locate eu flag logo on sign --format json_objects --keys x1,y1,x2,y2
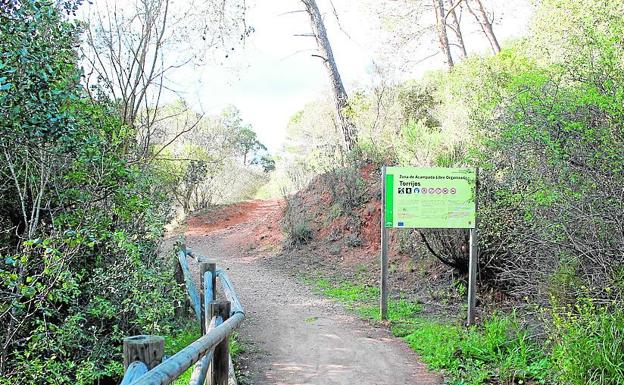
[{"x1": 398, "y1": 222, "x2": 404, "y2": 227}]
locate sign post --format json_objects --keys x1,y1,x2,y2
[
  {"x1": 381, "y1": 167, "x2": 478, "y2": 325},
  {"x1": 467, "y1": 169, "x2": 479, "y2": 325},
  {"x1": 380, "y1": 166, "x2": 389, "y2": 320},
  {"x1": 467, "y1": 227, "x2": 478, "y2": 325}
]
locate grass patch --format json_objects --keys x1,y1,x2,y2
[
  {"x1": 308, "y1": 276, "x2": 550, "y2": 384},
  {"x1": 358, "y1": 299, "x2": 422, "y2": 322},
  {"x1": 164, "y1": 320, "x2": 201, "y2": 385},
  {"x1": 550, "y1": 301, "x2": 624, "y2": 385},
  {"x1": 403, "y1": 314, "x2": 550, "y2": 385},
  {"x1": 312, "y1": 278, "x2": 422, "y2": 322},
  {"x1": 314, "y1": 278, "x2": 378, "y2": 304},
  {"x1": 164, "y1": 320, "x2": 245, "y2": 385}
]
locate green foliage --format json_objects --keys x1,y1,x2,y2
[
  {"x1": 236, "y1": 126, "x2": 267, "y2": 165},
  {"x1": 468, "y1": 3, "x2": 624, "y2": 299},
  {"x1": 550, "y1": 300, "x2": 624, "y2": 385},
  {"x1": 164, "y1": 320, "x2": 201, "y2": 385},
  {"x1": 315, "y1": 279, "x2": 378, "y2": 304},
  {"x1": 163, "y1": 322, "x2": 245, "y2": 385},
  {"x1": 252, "y1": 154, "x2": 276, "y2": 173},
  {"x1": 0, "y1": 2, "x2": 181, "y2": 383},
  {"x1": 0, "y1": 0, "x2": 82, "y2": 145},
  {"x1": 155, "y1": 104, "x2": 271, "y2": 214},
  {"x1": 229, "y1": 332, "x2": 244, "y2": 359},
  {"x1": 404, "y1": 315, "x2": 549, "y2": 385},
  {"x1": 268, "y1": 99, "x2": 345, "y2": 194},
  {"x1": 312, "y1": 277, "x2": 422, "y2": 323},
  {"x1": 358, "y1": 299, "x2": 422, "y2": 322}
]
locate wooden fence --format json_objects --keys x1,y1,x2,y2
[{"x1": 119, "y1": 246, "x2": 245, "y2": 385}]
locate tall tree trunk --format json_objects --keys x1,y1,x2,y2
[
  {"x1": 446, "y1": 0, "x2": 467, "y2": 59},
  {"x1": 301, "y1": 0, "x2": 357, "y2": 151},
  {"x1": 466, "y1": 0, "x2": 500, "y2": 54},
  {"x1": 433, "y1": 0, "x2": 454, "y2": 69}
]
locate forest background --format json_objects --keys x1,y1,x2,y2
[{"x1": 1, "y1": 0, "x2": 623, "y2": 384}]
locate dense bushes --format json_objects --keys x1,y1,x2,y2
[
  {"x1": 280, "y1": 0, "x2": 624, "y2": 382},
  {"x1": 550, "y1": 299, "x2": 624, "y2": 384},
  {"x1": 421, "y1": 0, "x2": 624, "y2": 315},
  {"x1": 400, "y1": 0, "x2": 624, "y2": 381},
  {"x1": 0, "y1": 2, "x2": 181, "y2": 383}
]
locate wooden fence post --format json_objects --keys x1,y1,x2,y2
[
  {"x1": 174, "y1": 249, "x2": 187, "y2": 319},
  {"x1": 200, "y1": 260, "x2": 217, "y2": 331},
  {"x1": 206, "y1": 299, "x2": 215, "y2": 385},
  {"x1": 206, "y1": 260, "x2": 217, "y2": 299},
  {"x1": 123, "y1": 335, "x2": 164, "y2": 370},
  {"x1": 200, "y1": 262, "x2": 209, "y2": 335},
  {"x1": 211, "y1": 300, "x2": 231, "y2": 385}
]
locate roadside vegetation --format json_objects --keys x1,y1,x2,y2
[
  {"x1": 0, "y1": 1, "x2": 263, "y2": 383},
  {"x1": 310, "y1": 275, "x2": 624, "y2": 385},
  {"x1": 278, "y1": 1, "x2": 624, "y2": 384},
  {"x1": 1, "y1": 0, "x2": 623, "y2": 384},
  {"x1": 165, "y1": 321, "x2": 245, "y2": 385}
]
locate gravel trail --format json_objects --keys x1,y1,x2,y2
[{"x1": 184, "y1": 200, "x2": 441, "y2": 385}]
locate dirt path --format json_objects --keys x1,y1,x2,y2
[{"x1": 184, "y1": 200, "x2": 441, "y2": 385}]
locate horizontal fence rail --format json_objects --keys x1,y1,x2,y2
[
  {"x1": 120, "y1": 245, "x2": 245, "y2": 385},
  {"x1": 120, "y1": 362, "x2": 149, "y2": 385},
  {"x1": 216, "y1": 270, "x2": 244, "y2": 315}
]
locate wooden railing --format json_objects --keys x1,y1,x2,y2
[{"x1": 119, "y1": 246, "x2": 245, "y2": 385}]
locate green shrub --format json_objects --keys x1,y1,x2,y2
[
  {"x1": 282, "y1": 194, "x2": 314, "y2": 246},
  {"x1": 550, "y1": 300, "x2": 624, "y2": 385},
  {"x1": 291, "y1": 222, "x2": 313, "y2": 245},
  {"x1": 404, "y1": 314, "x2": 549, "y2": 385},
  {"x1": 0, "y1": 2, "x2": 181, "y2": 383}
]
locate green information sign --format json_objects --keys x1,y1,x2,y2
[{"x1": 384, "y1": 167, "x2": 476, "y2": 229}]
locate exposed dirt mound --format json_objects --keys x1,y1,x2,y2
[
  {"x1": 187, "y1": 199, "x2": 285, "y2": 252},
  {"x1": 183, "y1": 162, "x2": 467, "y2": 315},
  {"x1": 270, "y1": 162, "x2": 467, "y2": 314}
]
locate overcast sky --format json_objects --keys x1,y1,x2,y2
[
  {"x1": 124, "y1": 0, "x2": 535, "y2": 152},
  {"x1": 173, "y1": 0, "x2": 366, "y2": 152}
]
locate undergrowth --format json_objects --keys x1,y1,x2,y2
[
  {"x1": 403, "y1": 315, "x2": 550, "y2": 384},
  {"x1": 309, "y1": 276, "x2": 551, "y2": 385},
  {"x1": 549, "y1": 299, "x2": 624, "y2": 385},
  {"x1": 165, "y1": 320, "x2": 200, "y2": 385},
  {"x1": 165, "y1": 319, "x2": 244, "y2": 385}
]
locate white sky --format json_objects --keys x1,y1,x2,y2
[
  {"x1": 174, "y1": 0, "x2": 361, "y2": 152},
  {"x1": 86, "y1": 0, "x2": 534, "y2": 152}
]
